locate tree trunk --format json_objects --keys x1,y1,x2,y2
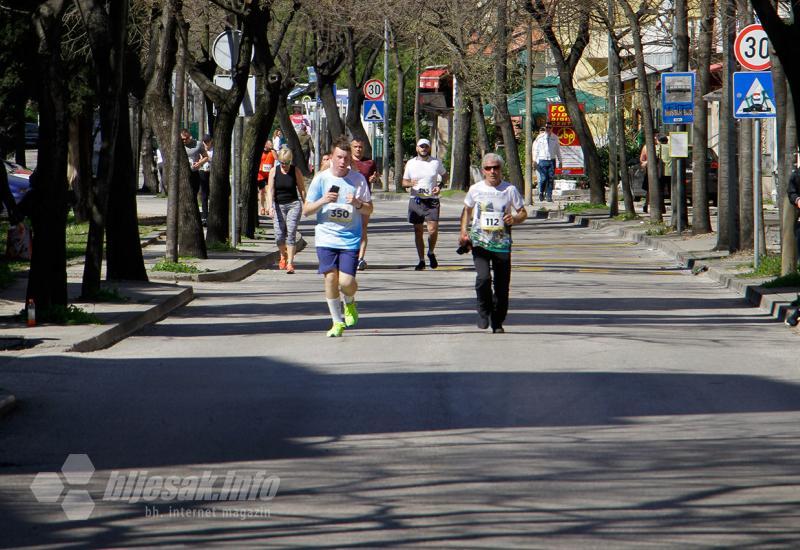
[
  {"x1": 393, "y1": 55, "x2": 405, "y2": 192},
  {"x1": 670, "y1": 0, "x2": 689, "y2": 230},
  {"x1": 451, "y1": 81, "x2": 473, "y2": 191},
  {"x1": 737, "y1": 3, "x2": 754, "y2": 249},
  {"x1": 619, "y1": 1, "x2": 662, "y2": 221},
  {"x1": 278, "y1": 93, "x2": 310, "y2": 177},
  {"x1": 319, "y1": 76, "x2": 345, "y2": 140},
  {"x1": 77, "y1": 0, "x2": 128, "y2": 299},
  {"x1": 528, "y1": 1, "x2": 602, "y2": 203},
  {"x1": 205, "y1": 110, "x2": 235, "y2": 246},
  {"x1": 608, "y1": 33, "x2": 635, "y2": 216},
  {"x1": 717, "y1": 0, "x2": 740, "y2": 251},
  {"x1": 27, "y1": 0, "x2": 70, "y2": 312},
  {"x1": 691, "y1": 0, "x2": 714, "y2": 234},
  {"x1": 472, "y1": 95, "x2": 490, "y2": 158},
  {"x1": 345, "y1": 41, "x2": 380, "y2": 159},
  {"x1": 107, "y1": 91, "x2": 147, "y2": 281},
  {"x1": 494, "y1": 0, "x2": 523, "y2": 194}
]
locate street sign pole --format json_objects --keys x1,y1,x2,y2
[
  {"x1": 383, "y1": 18, "x2": 389, "y2": 191},
  {"x1": 753, "y1": 118, "x2": 762, "y2": 269}
]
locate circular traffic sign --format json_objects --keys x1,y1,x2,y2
[
  {"x1": 734, "y1": 24, "x2": 771, "y2": 71},
  {"x1": 363, "y1": 79, "x2": 385, "y2": 100}
]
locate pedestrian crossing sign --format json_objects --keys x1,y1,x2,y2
[
  {"x1": 363, "y1": 100, "x2": 385, "y2": 122},
  {"x1": 733, "y1": 71, "x2": 776, "y2": 119}
]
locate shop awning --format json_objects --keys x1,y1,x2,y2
[
  {"x1": 483, "y1": 77, "x2": 607, "y2": 117},
  {"x1": 420, "y1": 68, "x2": 448, "y2": 90}
]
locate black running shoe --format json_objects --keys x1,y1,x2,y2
[
  {"x1": 414, "y1": 261, "x2": 425, "y2": 271},
  {"x1": 427, "y1": 253, "x2": 438, "y2": 269}
]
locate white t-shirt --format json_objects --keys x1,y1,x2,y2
[
  {"x1": 402, "y1": 156, "x2": 446, "y2": 198},
  {"x1": 464, "y1": 180, "x2": 524, "y2": 253}
]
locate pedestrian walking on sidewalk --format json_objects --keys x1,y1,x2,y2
[
  {"x1": 460, "y1": 153, "x2": 527, "y2": 333},
  {"x1": 402, "y1": 138, "x2": 447, "y2": 270},
  {"x1": 258, "y1": 141, "x2": 275, "y2": 216},
  {"x1": 532, "y1": 123, "x2": 561, "y2": 202},
  {"x1": 351, "y1": 137, "x2": 378, "y2": 270},
  {"x1": 303, "y1": 137, "x2": 373, "y2": 337},
  {"x1": 266, "y1": 147, "x2": 306, "y2": 274}
]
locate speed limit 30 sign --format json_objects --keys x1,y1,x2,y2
[
  {"x1": 734, "y1": 24, "x2": 771, "y2": 71},
  {"x1": 363, "y1": 79, "x2": 385, "y2": 100}
]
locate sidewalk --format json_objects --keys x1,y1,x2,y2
[
  {"x1": 542, "y1": 203, "x2": 800, "y2": 328},
  {"x1": 0, "y1": 194, "x2": 299, "y2": 355}
]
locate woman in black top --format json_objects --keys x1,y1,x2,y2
[{"x1": 266, "y1": 147, "x2": 306, "y2": 273}]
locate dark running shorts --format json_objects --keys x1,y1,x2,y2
[
  {"x1": 316, "y1": 247, "x2": 359, "y2": 276},
  {"x1": 257, "y1": 179, "x2": 267, "y2": 190},
  {"x1": 408, "y1": 197, "x2": 440, "y2": 224}
]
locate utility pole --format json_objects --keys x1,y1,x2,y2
[
  {"x1": 608, "y1": 1, "x2": 618, "y2": 216},
  {"x1": 524, "y1": 17, "x2": 533, "y2": 206},
  {"x1": 382, "y1": 18, "x2": 390, "y2": 191}
]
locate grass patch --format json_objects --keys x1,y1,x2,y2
[
  {"x1": 65, "y1": 216, "x2": 89, "y2": 260},
  {"x1": 644, "y1": 223, "x2": 669, "y2": 236},
  {"x1": 613, "y1": 213, "x2": 639, "y2": 221},
  {"x1": 737, "y1": 253, "x2": 782, "y2": 278},
  {"x1": 151, "y1": 260, "x2": 200, "y2": 273},
  {"x1": 563, "y1": 202, "x2": 608, "y2": 214},
  {"x1": 439, "y1": 189, "x2": 466, "y2": 199},
  {"x1": 206, "y1": 241, "x2": 238, "y2": 252},
  {"x1": 138, "y1": 225, "x2": 161, "y2": 238},
  {"x1": 21, "y1": 304, "x2": 101, "y2": 325}
]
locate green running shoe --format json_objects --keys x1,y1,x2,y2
[
  {"x1": 326, "y1": 322, "x2": 346, "y2": 337},
  {"x1": 343, "y1": 301, "x2": 359, "y2": 327}
]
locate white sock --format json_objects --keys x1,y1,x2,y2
[
  {"x1": 327, "y1": 298, "x2": 344, "y2": 323},
  {"x1": 342, "y1": 293, "x2": 355, "y2": 305}
]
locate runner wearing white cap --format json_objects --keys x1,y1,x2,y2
[{"x1": 402, "y1": 138, "x2": 448, "y2": 270}]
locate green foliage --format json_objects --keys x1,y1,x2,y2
[
  {"x1": 738, "y1": 254, "x2": 782, "y2": 279},
  {"x1": 563, "y1": 202, "x2": 608, "y2": 214},
  {"x1": 613, "y1": 213, "x2": 639, "y2": 221},
  {"x1": 152, "y1": 260, "x2": 201, "y2": 273},
  {"x1": 206, "y1": 241, "x2": 237, "y2": 252},
  {"x1": 644, "y1": 223, "x2": 669, "y2": 236},
  {"x1": 22, "y1": 304, "x2": 102, "y2": 325},
  {"x1": 439, "y1": 189, "x2": 466, "y2": 199}
]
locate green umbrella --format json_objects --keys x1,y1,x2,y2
[{"x1": 484, "y1": 77, "x2": 607, "y2": 117}]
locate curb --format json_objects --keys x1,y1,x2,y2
[
  {"x1": 563, "y1": 212, "x2": 799, "y2": 326},
  {"x1": 68, "y1": 286, "x2": 194, "y2": 353},
  {"x1": 150, "y1": 236, "x2": 307, "y2": 283},
  {"x1": 0, "y1": 393, "x2": 16, "y2": 419}
]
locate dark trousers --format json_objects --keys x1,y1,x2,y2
[
  {"x1": 472, "y1": 246, "x2": 512, "y2": 328},
  {"x1": 198, "y1": 171, "x2": 210, "y2": 221}
]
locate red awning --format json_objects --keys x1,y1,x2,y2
[{"x1": 420, "y1": 68, "x2": 448, "y2": 90}]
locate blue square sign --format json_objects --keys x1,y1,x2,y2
[
  {"x1": 363, "y1": 100, "x2": 385, "y2": 122},
  {"x1": 733, "y1": 71, "x2": 776, "y2": 119},
  {"x1": 662, "y1": 72, "x2": 695, "y2": 124}
]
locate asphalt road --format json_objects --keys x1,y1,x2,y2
[{"x1": 1, "y1": 199, "x2": 799, "y2": 548}]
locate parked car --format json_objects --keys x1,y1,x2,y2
[
  {"x1": 3, "y1": 160, "x2": 32, "y2": 204},
  {"x1": 684, "y1": 147, "x2": 719, "y2": 206},
  {"x1": 623, "y1": 148, "x2": 718, "y2": 206},
  {"x1": 25, "y1": 122, "x2": 38, "y2": 149}
]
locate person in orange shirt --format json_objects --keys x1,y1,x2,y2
[{"x1": 258, "y1": 140, "x2": 275, "y2": 215}]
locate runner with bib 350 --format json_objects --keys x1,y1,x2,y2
[{"x1": 303, "y1": 137, "x2": 373, "y2": 337}]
